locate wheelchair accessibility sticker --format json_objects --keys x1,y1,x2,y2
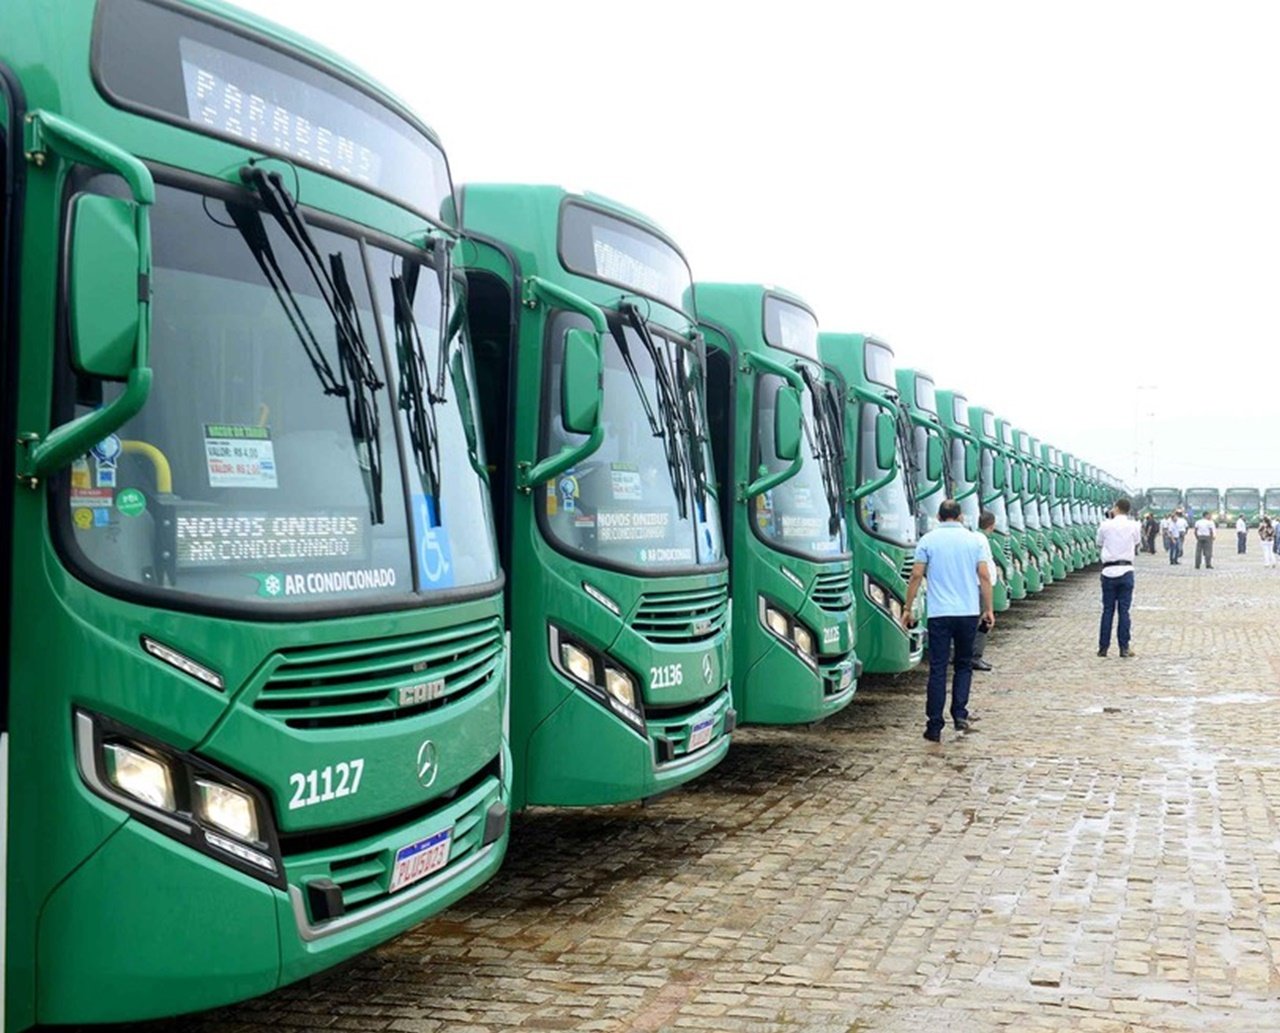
[{"x1": 412, "y1": 494, "x2": 454, "y2": 591}]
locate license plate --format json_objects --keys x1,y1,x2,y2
[
  {"x1": 688, "y1": 716, "x2": 715, "y2": 752},
  {"x1": 389, "y1": 828, "x2": 452, "y2": 893}
]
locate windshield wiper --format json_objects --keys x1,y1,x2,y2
[
  {"x1": 235, "y1": 166, "x2": 386, "y2": 524},
  {"x1": 391, "y1": 265, "x2": 441, "y2": 506},
  {"x1": 621, "y1": 303, "x2": 692, "y2": 521},
  {"x1": 798, "y1": 364, "x2": 844, "y2": 537},
  {"x1": 672, "y1": 333, "x2": 714, "y2": 507},
  {"x1": 894, "y1": 405, "x2": 920, "y2": 518}
]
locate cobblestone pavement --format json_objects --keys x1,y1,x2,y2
[{"x1": 115, "y1": 544, "x2": 1280, "y2": 1033}]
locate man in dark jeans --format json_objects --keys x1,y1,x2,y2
[
  {"x1": 902, "y1": 500, "x2": 995, "y2": 743},
  {"x1": 1097, "y1": 497, "x2": 1142, "y2": 657}
]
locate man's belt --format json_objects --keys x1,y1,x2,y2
[{"x1": 1102, "y1": 560, "x2": 1133, "y2": 568}]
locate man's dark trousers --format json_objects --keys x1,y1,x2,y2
[
  {"x1": 1099, "y1": 571, "x2": 1134, "y2": 653},
  {"x1": 1238, "y1": 531, "x2": 1247, "y2": 554},
  {"x1": 925, "y1": 615, "x2": 977, "y2": 737},
  {"x1": 1195, "y1": 537, "x2": 1213, "y2": 569}
]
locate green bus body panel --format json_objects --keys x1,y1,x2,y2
[
  {"x1": 819, "y1": 332, "x2": 921, "y2": 674},
  {"x1": 3, "y1": 3, "x2": 509, "y2": 1028},
  {"x1": 460, "y1": 186, "x2": 733, "y2": 806},
  {"x1": 696, "y1": 284, "x2": 858, "y2": 722}
]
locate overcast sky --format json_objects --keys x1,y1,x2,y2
[{"x1": 253, "y1": 0, "x2": 1280, "y2": 491}]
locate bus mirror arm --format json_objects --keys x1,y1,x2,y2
[
  {"x1": 18, "y1": 111, "x2": 154, "y2": 484},
  {"x1": 738, "y1": 351, "x2": 805, "y2": 501}
]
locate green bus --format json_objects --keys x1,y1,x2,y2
[
  {"x1": 1027, "y1": 436, "x2": 1067, "y2": 581},
  {"x1": 937, "y1": 388, "x2": 1010, "y2": 611},
  {"x1": 1265, "y1": 488, "x2": 1280, "y2": 520},
  {"x1": 1223, "y1": 487, "x2": 1260, "y2": 527},
  {"x1": 1016, "y1": 429, "x2": 1055, "y2": 585},
  {"x1": 1144, "y1": 486, "x2": 1183, "y2": 515},
  {"x1": 697, "y1": 285, "x2": 859, "y2": 723},
  {"x1": 1184, "y1": 486, "x2": 1221, "y2": 523},
  {"x1": 821, "y1": 333, "x2": 923, "y2": 673},
  {"x1": 971, "y1": 405, "x2": 1027, "y2": 600},
  {"x1": 1000, "y1": 421, "x2": 1043, "y2": 593},
  {"x1": 1059, "y1": 452, "x2": 1090, "y2": 566},
  {"x1": 3, "y1": 1, "x2": 513, "y2": 1027},
  {"x1": 895, "y1": 368, "x2": 947, "y2": 541},
  {"x1": 459, "y1": 185, "x2": 734, "y2": 803}
]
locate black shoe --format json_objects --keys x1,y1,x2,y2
[
  {"x1": 1098, "y1": 648, "x2": 1108, "y2": 657},
  {"x1": 923, "y1": 730, "x2": 941, "y2": 743},
  {"x1": 971, "y1": 659, "x2": 993, "y2": 672},
  {"x1": 954, "y1": 719, "x2": 975, "y2": 733},
  {"x1": 1120, "y1": 647, "x2": 1134, "y2": 658}
]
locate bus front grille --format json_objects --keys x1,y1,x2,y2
[
  {"x1": 899, "y1": 551, "x2": 916, "y2": 582},
  {"x1": 632, "y1": 584, "x2": 729, "y2": 644},
  {"x1": 253, "y1": 617, "x2": 503, "y2": 730},
  {"x1": 811, "y1": 569, "x2": 853, "y2": 613}
]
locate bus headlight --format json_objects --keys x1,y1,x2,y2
[
  {"x1": 865, "y1": 580, "x2": 889, "y2": 608},
  {"x1": 559, "y1": 641, "x2": 595, "y2": 685},
  {"x1": 792, "y1": 624, "x2": 815, "y2": 657},
  {"x1": 889, "y1": 598, "x2": 904, "y2": 623},
  {"x1": 764, "y1": 606, "x2": 790, "y2": 639},
  {"x1": 196, "y1": 779, "x2": 260, "y2": 843},
  {"x1": 603, "y1": 666, "x2": 637, "y2": 710},
  {"x1": 104, "y1": 742, "x2": 175, "y2": 811}
]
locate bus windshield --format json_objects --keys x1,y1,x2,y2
[
  {"x1": 1008, "y1": 493, "x2": 1026, "y2": 531},
  {"x1": 1266, "y1": 489, "x2": 1280, "y2": 511},
  {"x1": 540, "y1": 315, "x2": 723, "y2": 569},
  {"x1": 61, "y1": 179, "x2": 498, "y2": 608},
  {"x1": 857, "y1": 404, "x2": 916, "y2": 547},
  {"x1": 910, "y1": 424, "x2": 942, "y2": 536},
  {"x1": 1148, "y1": 489, "x2": 1181, "y2": 512},
  {"x1": 1226, "y1": 489, "x2": 1259, "y2": 510},
  {"x1": 1186, "y1": 490, "x2": 1219, "y2": 514},
  {"x1": 949, "y1": 438, "x2": 979, "y2": 529},
  {"x1": 752, "y1": 374, "x2": 846, "y2": 559}
]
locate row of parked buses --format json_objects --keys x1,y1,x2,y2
[
  {"x1": 1138, "y1": 487, "x2": 1280, "y2": 526},
  {"x1": 0, "y1": 2, "x2": 1127, "y2": 1028}
]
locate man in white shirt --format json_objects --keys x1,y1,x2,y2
[
  {"x1": 1167, "y1": 510, "x2": 1188, "y2": 565},
  {"x1": 1096, "y1": 497, "x2": 1142, "y2": 657},
  {"x1": 1237, "y1": 515, "x2": 1248, "y2": 555},
  {"x1": 1194, "y1": 514, "x2": 1216, "y2": 570}
]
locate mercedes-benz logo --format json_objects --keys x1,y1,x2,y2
[
  {"x1": 701, "y1": 653, "x2": 715, "y2": 686},
  {"x1": 415, "y1": 739, "x2": 439, "y2": 789}
]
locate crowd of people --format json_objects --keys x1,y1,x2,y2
[{"x1": 1136, "y1": 509, "x2": 1279, "y2": 569}]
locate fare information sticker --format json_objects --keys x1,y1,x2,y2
[
  {"x1": 204, "y1": 423, "x2": 278, "y2": 489},
  {"x1": 389, "y1": 828, "x2": 452, "y2": 893}
]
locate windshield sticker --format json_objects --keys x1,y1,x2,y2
[
  {"x1": 610, "y1": 465, "x2": 643, "y2": 501},
  {"x1": 71, "y1": 487, "x2": 115, "y2": 510},
  {"x1": 557, "y1": 475, "x2": 580, "y2": 513},
  {"x1": 91, "y1": 434, "x2": 122, "y2": 488},
  {"x1": 574, "y1": 513, "x2": 597, "y2": 529},
  {"x1": 639, "y1": 546, "x2": 694, "y2": 563},
  {"x1": 117, "y1": 489, "x2": 147, "y2": 518},
  {"x1": 411, "y1": 494, "x2": 455, "y2": 590},
  {"x1": 72, "y1": 457, "x2": 92, "y2": 490},
  {"x1": 73, "y1": 508, "x2": 94, "y2": 530},
  {"x1": 780, "y1": 514, "x2": 828, "y2": 540},
  {"x1": 792, "y1": 487, "x2": 814, "y2": 511},
  {"x1": 175, "y1": 511, "x2": 367, "y2": 569},
  {"x1": 755, "y1": 493, "x2": 776, "y2": 534},
  {"x1": 250, "y1": 567, "x2": 397, "y2": 599},
  {"x1": 204, "y1": 424, "x2": 278, "y2": 489},
  {"x1": 597, "y1": 510, "x2": 670, "y2": 543}
]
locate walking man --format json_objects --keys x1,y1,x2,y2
[
  {"x1": 1194, "y1": 512, "x2": 1216, "y2": 570},
  {"x1": 902, "y1": 499, "x2": 994, "y2": 743},
  {"x1": 1098, "y1": 497, "x2": 1141, "y2": 657},
  {"x1": 971, "y1": 510, "x2": 999, "y2": 672},
  {"x1": 1167, "y1": 509, "x2": 1188, "y2": 565},
  {"x1": 1236, "y1": 515, "x2": 1248, "y2": 555}
]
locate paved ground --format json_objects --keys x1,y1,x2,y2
[{"x1": 113, "y1": 541, "x2": 1280, "y2": 1033}]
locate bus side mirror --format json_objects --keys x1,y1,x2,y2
[
  {"x1": 964, "y1": 442, "x2": 978, "y2": 482},
  {"x1": 925, "y1": 435, "x2": 943, "y2": 482},
  {"x1": 70, "y1": 194, "x2": 141, "y2": 380},
  {"x1": 993, "y1": 454, "x2": 1007, "y2": 490},
  {"x1": 774, "y1": 386, "x2": 802, "y2": 462},
  {"x1": 875, "y1": 412, "x2": 895, "y2": 470},
  {"x1": 561, "y1": 328, "x2": 602, "y2": 435}
]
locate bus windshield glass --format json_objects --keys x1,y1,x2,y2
[
  {"x1": 752, "y1": 374, "x2": 846, "y2": 559},
  {"x1": 1185, "y1": 490, "x2": 1219, "y2": 515},
  {"x1": 1008, "y1": 494, "x2": 1026, "y2": 531},
  {"x1": 540, "y1": 314, "x2": 722, "y2": 570},
  {"x1": 95, "y1": 0, "x2": 454, "y2": 222},
  {"x1": 559, "y1": 204, "x2": 692, "y2": 312},
  {"x1": 915, "y1": 378, "x2": 937, "y2": 415},
  {"x1": 864, "y1": 341, "x2": 896, "y2": 387},
  {"x1": 763, "y1": 296, "x2": 820, "y2": 362},
  {"x1": 857, "y1": 404, "x2": 916, "y2": 547},
  {"x1": 1266, "y1": 489, "x2": 1280, "y2": 511},
  {"x1": 1148, "y1": 489, "x2": 1181, "y2": 512},
  {"x1": 61, "y1": 180, "x2": 498, "y2": 607},
  {"x1": 949, "y1": 438, "x2": 979, "y2": 529},
  {"x1": 981, "y1": 449, "x2": 1009, "y2": 533},
  {"x1": 1226, "y1": 489, "x2": 1259, "y2": 510}
]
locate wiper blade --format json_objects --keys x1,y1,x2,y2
[
  {"x1": 621, "y1": 303, "x2": 691, "y2": 521},
  {"x1": 798, "y1": 364, "x2": 844, "y2": 536},
  {"x1": 237, "y1": 166, "x2": 387, "y2": 524},
  {"x1": 391, "y1": 266, "x2": 441, "y2": 506}
]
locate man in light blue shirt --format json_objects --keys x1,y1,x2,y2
[{"x1": 902, "y1": 499, "x2": 995, "y2": 742}]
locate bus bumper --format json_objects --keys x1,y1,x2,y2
[
  {"x1": 857, "y1": 605, "x2": 923, "y2": 674},
  {"x1": 737, "y1": 640, "x2": 858, "y2": 724}
]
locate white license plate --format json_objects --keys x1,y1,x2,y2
[
  {"x1": 389, "y1": 828, "x2": 452, "y2": 893},
  {"x1": 688, "y1": 716, "x2": 715, "y2": 752}
]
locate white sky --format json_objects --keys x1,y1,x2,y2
[{"x1": 250, "y1": 0, "x2": 1280, "y2": 491}]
